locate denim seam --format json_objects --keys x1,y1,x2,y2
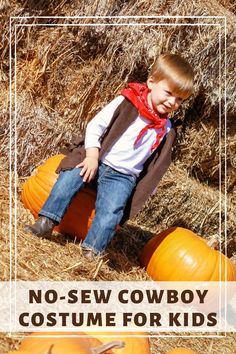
[
  {"x1": 39, "y1": 211, "x2": 61, "y2": 223},
  {"x1": 82, "y1": 242, "x2": 101, "y2": 255},
  {"x1": 97, "y1": 164, "x2": 110, "y2": 184}
]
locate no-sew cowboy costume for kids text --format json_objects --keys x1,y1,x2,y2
[{"x1": 39, "y1": 83, "x2": 176, "y2": 255}]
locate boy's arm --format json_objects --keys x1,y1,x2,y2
[
  {"x1": 84, "y1": 95, "x2": 124, "y2": 150},
  {"x1": 76, "y1": 96, "x2": 124, "y2": 182}
]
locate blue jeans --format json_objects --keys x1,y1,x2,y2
[{"x1": 39, "y1": 163, "x2": 136, "y2": 254}]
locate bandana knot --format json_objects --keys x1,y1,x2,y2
[{"x1": 121, "y1": 82, "x2": 168, "y2": 151}]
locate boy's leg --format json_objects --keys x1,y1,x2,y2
[
  {"x1": 25, "y1": 167, "x2": 85, "y2": 235},
  {"x1": 39, "y1": 168, "x2": 85, "y2": 223},
  {"x1": 81, "y1": 164, "x2": 136, "y2": 255}
]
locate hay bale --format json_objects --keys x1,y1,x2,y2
[
  {"x1": 135, "y1": 163, "x2": 236, "y2": 257},
  {"x1": 173, "y1": 113, "x2": 236, "y2": 192},
  {"x1": 0, "y1": 1, "x2": 236, "y2": 352},
  {"x1": 0, "y1": 333, "x2": 21, "y2": 354},
  {"x1": 0, "y1": 0, "x2": 235, "y2": 184},
  {"x1": 151, "y1": 332, "x2": 236, "y2": 354}
]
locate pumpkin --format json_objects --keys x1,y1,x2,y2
[
  {"x1": 8, "y1": 352, "x2": 30, "y2": 354},
  {"x1": 140, "y1": 227, "x2": 236, "y2": 281},
  {"x1": 9, "y1": 332, "x2": 125, "y2": 354},
  {"x1": 166, "y1": 348, "x2": 197, "y2": 354},
  {"x1": 84, "y1": 331, "x2": 151, "y2": 354},
  {"x1": 21, "y1": 154, "x2": 96, "y2": 239}
]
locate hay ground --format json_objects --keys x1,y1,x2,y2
[{"x1": 0, "y1": 0, "x2": 236, "y2": 353}]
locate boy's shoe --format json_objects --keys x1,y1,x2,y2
[
  {"x1": 82, "y1": 248, "x2": 97, "y2": 261},
  {"x1": 24, "y1": 216, "x2": 57, "y2": 237}
]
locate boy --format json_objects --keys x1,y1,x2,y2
[{"x1": 25, "y1": 53, "x2": 194, "y2": 259}]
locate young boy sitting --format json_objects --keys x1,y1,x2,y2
[{"x1": 25, "y1": 53, "x2": 194, "y2": 259}]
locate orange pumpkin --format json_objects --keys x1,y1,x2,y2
[
  {"x1": 21, "y1": 154, "x2": 96, "y2": 239},
  {"x1": 9, "y1": 332, "x2": 125, "y2": 354},
  {"x1": 166, "y1": 348, "x2": 197, "y2": 354},
  {"x1": 8, "y1": 352, "x2": 30, "y2": 354},
  {"x1": 84, "y1": 331, "x2": 151, "y2": 354},
  {"x1": 141, "y1": 227, "x2": 236, "y2": 281}
]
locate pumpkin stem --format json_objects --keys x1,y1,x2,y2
[
  {"x1": 46, "y1": 344, "x2": 54, "y2": 354},
  {"x1": 91, "y1": 340, "x2": 125, "y2": 354}
]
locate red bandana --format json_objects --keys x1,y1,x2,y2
[{"x1": 121, "y1": 82, "x2": 168, "y2": 152}]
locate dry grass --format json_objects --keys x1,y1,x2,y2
[
  {"x1": 0, "y1": 0, "x2": 236, "y2": 353},
  {"x1": 136, "y1": 164, "x2": 236, "y2": 256},
  {"x1": 0, "y1": 1, "x2": 235, "y2": 187}
]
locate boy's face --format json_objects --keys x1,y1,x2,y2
[{"x1": 147, "y1": 77, "x2": 183, "y2": 115}]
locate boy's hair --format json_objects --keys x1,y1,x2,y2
[{"x1": 149, "y1": 53, "x2": 194, "y2": 99}]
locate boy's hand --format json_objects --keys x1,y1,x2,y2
[
  {"x1": 76, "y1": 147, "x2": 99, "y2": 182},
  {"x1": 76, "y1": 157, "x2": 98, "y2": 183}
]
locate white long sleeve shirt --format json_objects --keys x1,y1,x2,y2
[{"x1": 85, "y1": 96, "x2": 172, "y2": 177}]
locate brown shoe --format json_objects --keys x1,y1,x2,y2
[{"x1": 24, "y1": 216, "x2": 57, "y2": 237}]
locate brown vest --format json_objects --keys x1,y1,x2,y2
[{"x1": 56, "y1": 99, "x2": 176, "y2": 223}]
